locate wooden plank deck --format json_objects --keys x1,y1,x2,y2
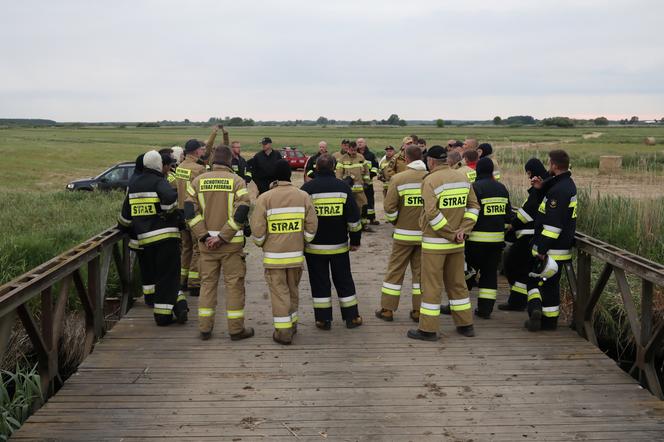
[{"x1": 14, "y1": 220, "x2": 664, "y2": 441}]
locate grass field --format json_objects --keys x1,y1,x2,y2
[{"x1": 1, "y1": 125, "x2": 663, "y2": 191}]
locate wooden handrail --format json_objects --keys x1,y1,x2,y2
[
  {"x1": 570, "y1": 231, "x2": 664, "y2": 399},
  {"x1": 0, "y1": 227, "x2": 135, "y2": 399}
]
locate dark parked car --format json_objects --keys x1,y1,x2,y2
[{"x1": 66, "y1": 161, "x2": 135, "y2": 191}]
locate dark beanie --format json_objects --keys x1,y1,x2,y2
[
  {"x1": 525, "y1": 157, "x2": 547, "y2": 179},
  {"x1": 275, "y1": 159, "x2": 292, "y2": 182},
  {"x1": 134, "y1": 154, "x2": 145, "y2": 173},
  {"x1": 478, "y1": 143, "x2": 493, "y2": 157},
  {"x1": 476, "y1": 157, "x2": 494, "y2": 178}
]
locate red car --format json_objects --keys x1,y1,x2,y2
[{"x1": 280, "y1": 147, "x2": 309, "y2": 170}]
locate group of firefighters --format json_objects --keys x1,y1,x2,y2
[{"x1": 118, "y1": 126, "x2": 577, "y2": 345}]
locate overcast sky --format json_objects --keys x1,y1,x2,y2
[{"x1": 1, "y1": 0, "x2": 663, "y2": 121}]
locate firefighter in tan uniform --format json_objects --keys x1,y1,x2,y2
[
  {"x1": 407, "y1": 145, "x2": 480, "y2": 341},
  {"x1": 378, "y1": 145, "x2": 396, "y2": 197},
  {"x1": 335, "y1": 141, "x2": 371, "y2": 229},
  {"x1": 448, "y1": 150, "x2": 477, "y2": 183},
  {"x1": 175, "y1": 128, "x2": 218, "y2": 296},
  {"x1": 375, "y1": 145, "x2": 427, "y2": 322},
  {"x1": 185, "y1": 146, "x2": 254, "y2": 341},
  {"x1": 383, "y1": 136, "x2": 414, "y2": 182},
  {"x1": 250, "y1": 160, "x2": 318, "y2": 345},
  {"x1": 333, "y1": 139, "x2": 350, "y2": 162}
]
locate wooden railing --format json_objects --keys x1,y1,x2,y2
[
  {"x1": 0, "y1": 227, "x2": 134, "y2": 399},
  {"x1": 564, "y1": 232, "x2": 664, "y2": 399},
  {"x1": 1, "y1": 226, "x2": 662, "y2": 401}
]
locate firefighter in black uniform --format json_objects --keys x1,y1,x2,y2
[
  {"x1": 304, "y1": 141, "x2": 329, "y2": 182},
  {"x1": 249, "y1": 137, "x2": 283, "y2": 194},
  {"x1": 357, "y1": 138, "x2": 379, "y2": 225},
  {"x1": 464, "y1": 157, "x2": 513, "y2": 318},
  {"x1": 499, "y1": 158, "x2": 548, "y2": 311},
  {"x1": 301, "y1": 154, "x2": 364, "y2": 330},
  {"x1": 525, "y1": 150, "x2": 577, "y2": 331},
  {"x1": 231, "y1": 140, "x2": 252, "y2": 184},
  {"x1": 119, "y1": 150, "x2": 188, "y2": 326}
]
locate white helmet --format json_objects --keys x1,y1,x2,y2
[
  {"x1": 171, "y1": 146, "x2": 184, "y2": 165},
  {"x1": 528, "y1": 255, "x2": 559, "y2": 281}
]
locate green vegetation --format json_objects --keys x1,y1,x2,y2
[
  {"x1": 1, "y1": 364, "x2": 41, "y2": 441},
  {"x1": 0, "y1": 191, "x2": 123, "y2": 285},
  {"x1": 1, "y1": 125, "x2": 663, "y2": 191}
]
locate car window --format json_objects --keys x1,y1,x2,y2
[
  {"x1": 295, "y1": 151, "x2": 304, "y2": 158},
  {"x1": 103, "y1": 167, "x2": 125, "y2": 183}
]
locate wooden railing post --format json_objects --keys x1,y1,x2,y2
[
  {"x1": 575, "y1": 250, "x2": 591, "y2": 339},
  {"x1": 88, "y1": 256, "x2": 103, "y2": 339}
]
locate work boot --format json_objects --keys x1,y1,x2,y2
[
  {"x1": 375, "y1": 309, "x2": 394, "y2": 322},
  {"x1": 370, "y1": 219, "x2": 380, "y2": 225},
  {"x1": 200, "y1": 331, "x2": 212, "y2": 341},
  {"x1": 440, "y1": 304, "x2": 451, "y2": 315},
  {"x1": 474, "y1": 309, "x2": 491, "y2": 320},
  {"x1": 362, "y1": 225, "x2": 374, "y2": 233},
  {"x1": 273, "y1": 330, "x2": 292, "y2": 345},
  {"x1": 175, "y1": 307, "x2": 189, "y2": 324},
  {"x1": 541, "y1": 317, "x2": 558, "y2": 331},
  {"x1": 230, "y1": 327, "x2": 255, "y2": 341},
  {"x1": 144, "y1": 294, "x2": 154, "y2": 307},
  {"x1": 498, "y1": 302, "x2": 526, "y2": 312},
  {"x1": 316, "y1": 320, "x2": 332, "y2": 330},
  {"x1": 189, "y1": 287, "x2": 200, "y2": 297},
  {"x1": 346, "y1": 316, "x2": 363, "y2": 329},
  {"x1": 456, "y1": 325, "x2": 476, "y2": 337},
  {"x1": 409, "y1": 309, "x2": 420, "y2": 323},
  {"x1": 524, "y1": 309, "x2": 542, "y2": 332},
  {"x1": 407, "y1": 329, "x2": 438, "y2": 341}
]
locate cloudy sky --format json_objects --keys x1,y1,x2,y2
[{"x1": 1, "y1": 0, "x2": 663, "y2": 121}]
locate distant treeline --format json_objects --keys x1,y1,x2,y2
[
  {"x1": 2, "y1": 115, "x2": 663, "y2": 128},
  {"x1": 0, "y1": 118, "x2": 57, "y2": 126}
]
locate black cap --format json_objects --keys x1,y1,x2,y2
[
  {"x1": 275, "y1": 159, "x2": 292, "y2": 182},
  {"x1": 478, "y1": 142, "x2": 493, "y2": 157},
  {"x1": 385, "y1": 145, "x2": 395, "y2": 151},
  {"x1": 341, "y1": 139, "x2": 350, "y2": 144},
  {"x1": 185, "y1": 139, "x2": 203, "y2": 153},
  {"x1": 525, "y1": 157, "x2": 547, "y2": 179},
  {"x1": 261, "y1": 137, "x2": 272, "y2": 145},
  {"x1": 134, "y1": 154, "x2": 145, "y2": 173},
  {"x1": 452, "y1": 140, "x2": 463, "y2": 147},
  {"x1": 427, "y1": 145, "x2": 447, "y2": 160}
]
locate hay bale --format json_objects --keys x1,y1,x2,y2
[
  {"x1": 599, "y1": 155, "x2": 622, "y2": 174},
  {"x1": 644, "y1": 137, "x2": 656, "y2": 145}
]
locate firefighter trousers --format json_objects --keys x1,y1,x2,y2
[
  {"x1": 142, "y1": 239, "x2": 187, "y2": 326},
  {"x1": 265, "y1": 267, "x2": 303, "y2": 341},
  {"x1": 418, "y1": 251, "x2": 472, "y2": 332},
  {"x1": 465, "y1": 241, "x2": 503, "y2": 315},
  {"x1": 136, "y1": 249, "x2": 155, "y2": 306},
  {"x1": 380, "y1": 242, "x2": 422, "y2": 312},
  {"x1": 353, "y1": 191, "x2": 368, "y2": 225},
  {"x1": 503, "y1": 237, "x2": 533, "y2": 308},
  {"x1": 198, "y1": 247, "x2": 247, "y2": 335},
  {"x1": 365, "y1": 182, "x2": 376, "y2": 221},
  {"x1": 180, "y1": 228, "x2": 201, "y2": 290},
  {"x1": 527, "y1": 268, "x2": 562, "y2": 329},
  {"x1": 305, "y1": 252, "x2": 359, "y2": 322}
]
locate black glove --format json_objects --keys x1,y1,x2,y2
[
  {"x1": 243, "y1": 225, "x2": 252, "y2": 237},
  {"x1": 343, "y1": 176, "x2": 354, "y2": 187},
  {"x1": 234, "y1": 205, "x2": 250, "y2": 225}
]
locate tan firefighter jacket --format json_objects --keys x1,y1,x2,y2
[{"x1": 384, "y1": 160, "x2": 428, "y2": 245}]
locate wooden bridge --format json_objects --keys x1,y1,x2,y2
[{"x1": 2, "y1": 220, "x2": 664, "y2": 440}]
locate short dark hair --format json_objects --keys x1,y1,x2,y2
[
  {"x1": 410, "y1": 134, "x2": 419, "y2": 144},
  {"x1": 316, "y1": 154, "x2": 335, "y2": 173},
  {"x1": 549, "y1": 149, "x2": 570, "y2": 170},
  {"x1": 405, "y1": 145, "x2": 422, "y2": 162},
  {"x1": 213, "y1": 145, "x2": 232, "y2": 166},
  {"x1": 462, "y1": 149, "x2": 479, "y2": 162},
  {"x1": 158, "y1": 148, "x2": 173, "y2": 156},
  {"x1": 348, "y1": 141, "x2": 357, "y2": 149},
  {"x1": 418, "y1": 138, "x2": 426, "y2": 146}
]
